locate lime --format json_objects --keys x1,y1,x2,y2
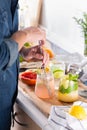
[
  {"x1": 24, "y1": 42, "x2": 31, "y2": 48},
  {"x1": 53, "y1": 70, "x2": 64, "y2": 79},
  {"x1": 19, "y1": 55, "x2": 24, "y2": 62}
]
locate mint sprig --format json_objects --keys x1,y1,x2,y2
[
  {"x1": 73, "y1": 12, "x2": 87, "y2": 36},
  {"x1": 68, "y1": 73, "x2": 79, "y2": 81}
]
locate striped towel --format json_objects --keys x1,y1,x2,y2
[{"x1": 48, "y1": 101, "x2": 87, "y2": 130}]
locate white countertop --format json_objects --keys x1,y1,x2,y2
[{"x1": 16, "y1": 89, "x2": 54, "y2": 130}]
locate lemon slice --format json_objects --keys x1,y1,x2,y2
[
  {"x1": 53, "y1": 70, "x2": 64, "y2": 79},
  {"x1": 45, "y1": 67, "x2": 50, "y2": 72},
  {"x1": 69, "y1": 105, "x2": 86, "y2": 120}
]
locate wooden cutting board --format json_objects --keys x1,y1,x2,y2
[
  {"x1": 18, "y1": 80, "x2": 87, "y2": 117},
  {"x1": 19, "y1": 0, "x2": 42, "y2": 27}
]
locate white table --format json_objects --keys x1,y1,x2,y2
[{"x1": 16, "y1": 89, "x2": 54, "y2": 130}]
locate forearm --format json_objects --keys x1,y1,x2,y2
[{"x1": 11, "y1": 27, "x2": 46, "y2": 51}]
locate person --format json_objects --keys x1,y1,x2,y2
[{"x1": 0, "y1": 0, "x2": 49, "y2": 130}]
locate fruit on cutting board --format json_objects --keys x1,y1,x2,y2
[{"x1": 20, "y1": 71, "x2": 37, "y2": 86}]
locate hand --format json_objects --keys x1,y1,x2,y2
[
  {"x1": 23, "y1": 27, "x2": 46, "y2": 43},
  {"x1": 42, "y1": 50, "x2": 49, "y2": 67},
  {"x1": 11, "y1": 27, "x2": 46, "y2": 51},
  {"x1": 20, "y1": 42, "x2": 49, "y2": 65}
]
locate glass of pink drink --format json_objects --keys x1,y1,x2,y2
[{"x1": 35, "y1": 72, "x2": 55, "y2": 99}]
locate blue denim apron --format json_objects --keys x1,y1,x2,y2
[{"x1": 0, "y1": 0, "x2": 19, "y2": 130}]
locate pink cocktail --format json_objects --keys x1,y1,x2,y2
[{"x1": 35, "y1": 72, "x2": 55, "y2": 99}]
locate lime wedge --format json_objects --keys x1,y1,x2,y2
[
  {"x1": 24, "y1": 42, "x2": 31, "y2": 48},
  {"x1": 19, "y1": 55, "x2": 24, "y2": 62}
]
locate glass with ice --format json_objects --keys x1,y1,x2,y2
[{"x1": 49, "y1": 61, "x2": 65, "y2": 90}]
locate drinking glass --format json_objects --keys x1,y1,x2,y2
[
  {"x1": 58, "y1": 73, "x2": 79, "y2": 102},
  {"x1": 35, "y1": 72, "x2": 55, "y2": 99},
  {"x1": 49, "y1": 61, "x2": 65, "y2": 90}
]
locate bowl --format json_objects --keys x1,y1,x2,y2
[{"x1": 20, "y1": 71, "x2": 37, "y2": 86}]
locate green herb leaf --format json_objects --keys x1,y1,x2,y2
[
  {"x1": 59, "y1": 82, "x2": 78, "y2": 94},
  {"x1": 24, "y1": 42, "x2": 31, "y2": 48},
  {"x1": 73, "y1": 12, "x2": 87, "y2": 35},
  {"x1": 68, "y1": 73, "x2": 79, "y2": 81},
  {"x1": 19, "y1": 55, "x2": 24, "y2": 62}
]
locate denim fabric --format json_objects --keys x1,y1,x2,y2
[{"x1": 0, "y1": 0, "x2": 19, "y2": 130}]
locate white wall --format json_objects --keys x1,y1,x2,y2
[
  {"x1": 18, "y1": 0, "x2": 87, "y2": 55},
  {"x1": 39, "y1": 0, "x2": 87, "y2": 55}
]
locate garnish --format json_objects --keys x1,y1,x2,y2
[
  {"x1": 59, "y1": 73, "x2": 78, "y2": 94},
  {"x1": 24, "y1": 42, "x2": 32, "y2": 48}
]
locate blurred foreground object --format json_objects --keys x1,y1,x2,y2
[{"x1": 69, "y1": 105, "x2": 86, "y2": 120}]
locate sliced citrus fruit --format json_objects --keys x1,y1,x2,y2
[
  {"x1": 53, "y1": 70, "x2": 64, "y2": 79},
  {"x1": 20, "y1": 71, "x2": 37, "y2": 86},
  {"x1": 69, "y1": 105, "x2": 86, "y2": 120},
  {"x1": 45, "y1": 67, "x2": 50, "y2": 72},
  {"x1": 43, "y1": 47, "x2": 54, "y2": 58}
]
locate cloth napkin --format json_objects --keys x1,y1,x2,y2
[{"x1": 48, "y1": 101, "x2": 87, "y2": 130}]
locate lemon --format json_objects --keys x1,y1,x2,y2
[
  {"x1": 69, "y1": 105, "x2": 86, "y2": 120},
  {"x1": 45, "y1": 67, "x2": 50, "y2": 72}
]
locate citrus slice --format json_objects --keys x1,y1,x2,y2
[
  {"x1": 45, "y1": 67, "x2": 50, "y2": 72},
  {"x1": 20, "y1": 71, "x2": 37, "y2": 86},
  {"x1": 53, "y1": 70, "x2": 64, "y2": 79},
  {"x1": 43, "y1": 47, "x2": 54, "y2": 58},
  {"x1": 69, "y1": 105, "x2": 86, "y2": 120}
]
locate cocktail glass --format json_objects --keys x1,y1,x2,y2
[
  {"x1": 49, "y1": 61, "x2": 65, "y2": 90},
  {"x1": 35, "y1": 72, "x2": 55, "y2": 99},
  {"x1": 58, "y1": 73, "x2": 79, "y2": 102}
]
